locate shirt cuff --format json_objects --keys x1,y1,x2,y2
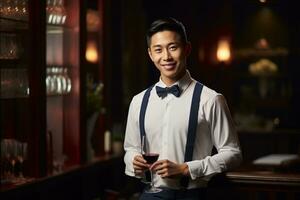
[{"x1": 186, "y1": 161, "x2": 202, "y2": 180}]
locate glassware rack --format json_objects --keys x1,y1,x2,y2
[{"x1": 0, "y1": 0, "x2": 29, "y2": 99}]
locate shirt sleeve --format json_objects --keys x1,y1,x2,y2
[
  {"x1": 187, "y1": 94, "x2": 242, "y2": 180},
  {"x1": 123, "y1": 96, "x2": 143, "y2": 177}
]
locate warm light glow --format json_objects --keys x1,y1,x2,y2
[
  {"x1": 87, "y1": 10, "x2": 100, "y2": 32},
  {"x1": 259, "y1": 0, "x2": 266, "y2": 3},
  {"x1": 255, "y1": 38, "x2": 269, "y2": 49},
  {"x1": 216, "y1": 39, "x2": 231, "y2": 63},
  {"x1": 86, "y1": 41, "x2": 99, "y2": 63}
]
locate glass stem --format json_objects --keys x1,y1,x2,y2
[{"x1": 150, "y1": 170, "x2": 154, "y2": 188}]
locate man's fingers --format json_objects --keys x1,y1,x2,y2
[
  {"x1": 156, "y1": 168, "x2": 167, "y2": 175},
  {"x1": 133, "y1": 161, "x2": 149, "y2": 169},
  {"x1": 133, "y1": 159, "x2": 147, "y2": 167},
  {"x1": 150, "y1": 159, "x2": 167, "y2": 170},
  {"x1": 134, "y1": 155, "x2": 147, "y2": 164},
  {"x1": 133, "y1": 155, "x2": 150, "y2": 171}
]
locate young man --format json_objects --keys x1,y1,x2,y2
[{"x1": 124, "y1": 18, "x2": 242, "y2": 199}]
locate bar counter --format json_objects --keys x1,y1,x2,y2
[
  {"x1": 226, "y1": 168, "x2": 300, "y2": 187},
  {"x1": 208, "y1": 165, "x2": 300, "y2": 200}
]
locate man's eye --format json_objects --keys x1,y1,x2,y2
[
  {"x1": 170, "y1": 46, "x2": 177, "y2": 51},
  {"x1": 154, "y1": 49, "x2": 162, "y2": 53}
]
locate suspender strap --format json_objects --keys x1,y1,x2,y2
[
  {"x1": 139, "y1": 86, "x2": 153, "y2": 149},
  {"x1": 184, "y1": 82, "x2": 203, "y2": 162},
  {"x1": 181, "y1": 82, "x2": 203, "y2": 187}
]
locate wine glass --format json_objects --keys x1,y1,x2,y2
[
  {"x1": 141, "y1": 136, "x2": 162, "y2": 193},
  {"x1": 16, "y1": 142, "x2": 27, "y2": 181}
]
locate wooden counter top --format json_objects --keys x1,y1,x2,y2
[
  {"x1": 207, "y1": 166, "x2": 300, "y2": 200},
  {"x1": 209, "y1": 164, "x2": 300, "y2": 194},
  {"x1": 226, "y1": 169, "x2": 300, "y2": 186}
]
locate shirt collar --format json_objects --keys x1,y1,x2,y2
[{"x1": 157, "y1": 70, "x2": 192, "y2": 94}]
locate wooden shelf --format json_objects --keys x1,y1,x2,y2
[
  {"x1": 0, "y1": 17, "x2": 29, "y2": 31},
  {"x1": 1, "y1": 154, "x2": 124, "y2": 200}
]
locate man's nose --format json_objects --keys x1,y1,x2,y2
[{"x1": 163, "y1": 49, "x2": 172, "y2": 60}]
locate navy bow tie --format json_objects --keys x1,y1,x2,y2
[{"x1": 156, "y1": 85, "x2": 181, "y2": 98}]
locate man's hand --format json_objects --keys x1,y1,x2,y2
[
  {"x1": 133, "y1": 155, "x2": 150, "y2": 176},
  {"x1": 150, "y1": 159, "x2": 190, "y2": 179}
]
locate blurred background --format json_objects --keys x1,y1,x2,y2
[{"x1": 1, "y1": 0, "x2": 300, "y2": 199}]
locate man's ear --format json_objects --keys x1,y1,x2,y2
[
  {"x1": 148, "y1": 47, "x2": 154, "y2": 61},
  {"x1": 184, "y1": 42, "x2": 192, "y2": 56}
]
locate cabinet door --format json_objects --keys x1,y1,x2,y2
[{"x1": 46, "y1": 0, "x2": 81, "y2": 173}]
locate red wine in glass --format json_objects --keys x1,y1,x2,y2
[{"x1": 142, "y1": 153, "x2": 159, "y2": 164}]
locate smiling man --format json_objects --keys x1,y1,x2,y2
[{"x1": 124, "y1": 18, "x2": 242, "y2": 200}]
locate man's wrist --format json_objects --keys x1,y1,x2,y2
[{"x1": 182, "y1": 163, "x2": 190, "y2": 177}]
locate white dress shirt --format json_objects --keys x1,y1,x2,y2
[{"x1": 124, "y1": 71, "x2": 242, "y2": 189}]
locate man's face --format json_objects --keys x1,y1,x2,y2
[{"x1": 148, "y1": 30, "x2": 190, "y2": 86}]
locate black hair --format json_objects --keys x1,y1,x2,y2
[{"x1": 146, "y1": 18, "x2": 188, "y2": 47}]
